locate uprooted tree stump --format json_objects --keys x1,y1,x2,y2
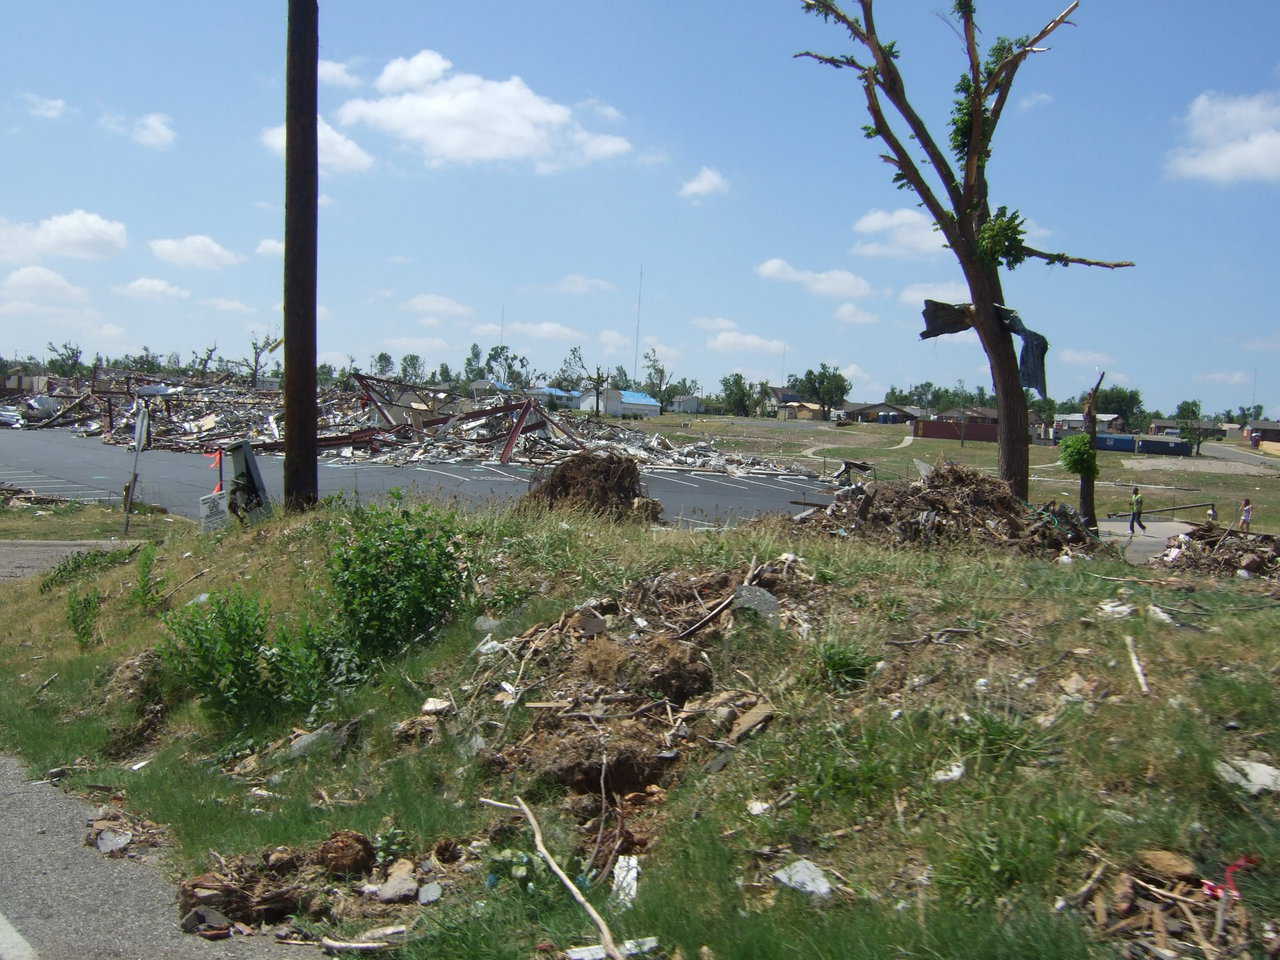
[{"x1": 523, "y1": 452, "x2": 661, "y2": 522}]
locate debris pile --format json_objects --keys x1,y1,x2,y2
[
  {"x1": 0, "y1": 484, "x2": 72, "y2": 507},
  {"x1": 794, "y1": 463, "x2": 1099, "y2": 556},
  {"x1": 1152, "y1": 523, "x2": 1279, "y2": 579},
  {"x1": 1061, "y1": 853, "x2": 1269, "y2": 959},
  {"x1": 6, "y1": 374, "x2": 810, "y2": 476},
  {"x1": 524, "y1": 453, "x2": 662, "y2": 521}
]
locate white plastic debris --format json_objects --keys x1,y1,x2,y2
[
  {"x1": 771, "y1": 859, "x2": 832, "y2": 898},
  {"x1": 746, "y1": 800, "x2": 772, "y2": 816},
  {"x1": 1096, "y1": 600, "x2": 1136, "y2": 619},
  {"x1": 1215, "y1": 759, "x2": 1280, "y2": 795},
  {"x1": 565, "y1": 938, "x2": 660, "y2": 960},
  {"x1": 1236, "y1": 569, "x2": 1254, "y2": 580},
  {"x1": 1146, "y1": 605, "x2": 1175, "y2": 626},
  {"x1": 932, "y1": 761, "x2": 965, "y2": 783},
  {"x1": 609, "y1": 855, "x2": 640, "y2": 910},
  {"x1": 420, "y1": 697, "x2": 453, "y2": 715},
  {"x1": 1056, "y1": 554, "x2": 1074, "y2": 566}
]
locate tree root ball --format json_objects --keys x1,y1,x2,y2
[{"x1": 317, "y1": 830, "x2": 374, "y2": 876}]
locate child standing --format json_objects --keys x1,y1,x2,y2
[{"x1": 1241, "y1": 498, "x2": 1253, "y2": 533}]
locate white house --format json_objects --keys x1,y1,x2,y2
[
  {"x1": 669, "y1": 395, "x2": 703, "y2": 414},
  {"x1": 1054, "y1": 412, "x2": 1123, "y2": 433},
  {"x1": 578, "y1": 389, "x2": 661, "y2": 418}
]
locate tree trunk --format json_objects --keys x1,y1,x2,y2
[{"x1": 962, "y1": 261, "x2": 1030, "y2": 501}]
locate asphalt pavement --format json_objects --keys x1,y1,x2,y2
[
  {"x1": 0, "y1": 430, "x2": 833, "y2": 527},
  {"x1": 0, "y1": 757, "x2": 279, "y2": 960}
]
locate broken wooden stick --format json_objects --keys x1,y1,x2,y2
[
  {"x1": 481, "y1": 796, "x2": 625, "y2": 960},
  {"x1": 1122, "y1": 635, "x2": 1150, "y2": 695}
]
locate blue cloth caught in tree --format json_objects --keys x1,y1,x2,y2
[{"x1": 916, "y1": 300, "x2": 1049, "y2": 400}]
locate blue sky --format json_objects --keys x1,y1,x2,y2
[{"x1": 4, "y1": 0, "x2": 1278, "y2": 415}]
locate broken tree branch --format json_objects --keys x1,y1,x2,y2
[
  {"x1": 983, "y1": 1, "x2": 1080, "y2": 99},
  {"x1": 1123, "y1": 635, "x2": 1150, "y2": 696},
  {"x1": 1021, "y1": 246, "x2": 1135, "y2": 269},
  {"x1": 481, "y1": 797, "x2": 625, "y2": 960}
]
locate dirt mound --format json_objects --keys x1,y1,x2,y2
[
  {"x1": 523, "y1": 452, "x2": 659, "y2": 520},
  {"x1": 1152, "y1": 523, "x2": 1279, "y2": 579},
  {"x1": 798, "y1": 462, "x2": 1099, "y2": 556}
]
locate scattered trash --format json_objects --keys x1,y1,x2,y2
[
  {"x1": 746, "y1": 800, "x2": 772, "y2": 816},
  {"x1": 771, "y1": 859, "x2": 832, "y2": 898},
  {"x1": 932, "y1": 761, "x2": 965, "y2": 783},
  {"x1": 609, "y1": 855, "x2": 640, "y2": 910},
  {"x1": 375, "y1": 858, "x2": 419, "y2": 903},
  {"x1": 1152, "y1": 523, "x2": 1279, "y2": 579},
  {"x1": 95, "y1": 827, "x2": 132, "y2": 855},
  {"x1": 420, "y1": 697, "x2": 454, "y2": 716},
  {"x1": 1215, "y1": 758, "x2": 1280, "y2": 795},
  {"x1": 565, "y1": 938, "x2": 660, "y2": 960}
]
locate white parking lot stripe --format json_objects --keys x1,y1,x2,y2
[{"x1": 0, "y1": 907, "x2": 38, "y2": 960}]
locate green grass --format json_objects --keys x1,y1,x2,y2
[
  {"x1": 0, "y1": 499, "x2": 184, "y2": 540},
  {"x1": 2, "y1": 495, "x2": 1278, "y2": 956}
]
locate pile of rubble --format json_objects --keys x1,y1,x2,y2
[
  {"x1": 1061, "y1": 851, "x2": 1268, "y2": 960},
  {"x1": 794, "y1": 462, "x2": 1099, "y2": 557},
  {"x1": 1152, "y1": 523, "x2": 1279, "y2": 579},
  {"x1": 4, "y1": 373, "x2": 807, "y2": 476}
]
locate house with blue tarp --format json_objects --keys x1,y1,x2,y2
[{"x1": 578, "y1": 388, "x2": 661, "y2": 417}]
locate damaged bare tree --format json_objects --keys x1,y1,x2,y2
[{"x1": 798, "y1": 0, "x2": 1133, "y2": 499}]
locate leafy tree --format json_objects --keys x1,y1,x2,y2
[
  {"x1": 46, "y1": 341, "x2": 84, "y2": 378},
  {"x1": 609, "y1": 365, "x2": 637, "y2": 391},
  {"x1": 372, "y1": 352, "x2": 394, "y2": 378},
  {"x1": 485, "y1": 345, "x2": 531, "y2": 389},
  {"x1": 399, "y1": 353, "x2": 424, "y2": 383},
  {"x1": 1092, "y1": 386, "x2": 1144, "y2": 428},
  {"x1": 799, "y1": 0, "x2": 1133, "y2": 498},
  {"x1": 1174, "y1": 399, "x2": 1201, "y2": 422},
  {"x1": 1174, "y1": 399, "x2": 1213, "y2": 454},
  {"x1": 788, "y1": 363, "x2": 851, "y2": 419},
  {"x1": 753, "y1": 380, "x2": 774, "y2": 417},
  {"x1": 642, "y1": 347, "x2": 676, "y2": 412},
  {"x1": 549, "y1": 346, "x2": 587, "y2": 392},
  {"x1": 239, "y1": 334, "x2": 276, "y2": 388},
  {"x1": 463, "y1": 344, "x2": 485, "y2": 383},
  {"x1": 316, "y1": 362, "x2": 336, "y2": 386},
  {"x1": 1237, "y1": 404, "x2": 1264, "y2": 424},
  {"x1": 435, "y1": 361, "x2": 456, "y2": 386},
  {"x1": 720, "y1": 373, "x2": 753, "y2": 417}
]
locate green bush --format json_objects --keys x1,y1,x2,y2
[
  {"x1": 129, "y1": 544, "x2": 167, "y2": 610},
  {"x1": 40, "y1": 547, "x2": 136, "y2": 593},
  {"x1": 1058, "y1": 433, "x2": 1097, "y2": 479},
  {"x1": 328, "y1": 500, "x2": 466, "y2": 659},
  {"x1": 812, "y1": 637, "x2": 878, "y2": 691},
  {"x1": 161, "y1": 590, "x2": 337, "y2": 723},
  {"x1": 66, "y1": 588, "x2": 103, "y2": 648}
]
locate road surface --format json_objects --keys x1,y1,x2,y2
[
  {"x1": 0, "y1": 756, "x2": 279, "y2": 959},
  {"x1": 0, "y1": 430, "x2": 832, "y2": 528},
  {"x1": 1202, "y1": 441, "x2": 1280, "y2": 469},
  {"x1": 1097, "y1": 519, "x2": 1189, "y2": 565}
]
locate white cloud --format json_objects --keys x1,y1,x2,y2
[
  {"x1": 1167, "y1": 90, "x2": 1280, "y2": 183},
  {"x1": 256, "y1": 238, "x2": 284, "y2": 257},
  {"x1": 839, "y1": 362, "x2": 879, "y2": 395},
  {"x1": 113, "y1": 277, "x2": 190, "y2": 300},
  {"x1": 1018, "y1": 91, "x2": 1053, "y2": 111},
  {"x1": 707, "y1": 329, "x2": 785, "y2": 355},
  {"x1": 851, "y1": 208, "x2": 945, "y2": 257},
  {"x1": 897, "y1": 281, "x2": 969, "y2": 306},
  {"x1": 578, "y1": 98, "x2": 623, "y2": 122},
  {"x1": 1195, "y1": 370, "x2": 1250, "y2": 385},
  {"x1": 262, "y1": 116, "x2": 374, "y2": 174},
  {"x1": 554, "y1": 273, "x2": 614, "y2": 294},
  {"x1": 319, "y1": 60, "x2": 362, "y2": 88},
  {"x1": 599, "y1": 328, "x2": 628, "y2": 353},
  {"x1": 386, "y1": 336, "x2": 449, "y2": 353},
  {"x1": 757, "y1": 258, "x2": 872, "y2": 299},
  {"x1": 132, "y1": 113, "x2": 175, "y2": 149},
  {"x1": 376, "y1": 50, "x2": 453, "y2": 93},
  {"x1": 21, "y1": 93, "x2": 66, "y2": 119},
  {"x1": 509, "y1": 321, "x2": 581, "y2": 340},
  {"x1": 1060, "y1": 348, "x2": 1115, "y2": 367},
  {"x1": 679, "y1": 166, "x2": 729, "y2": 200},
  {"x1": 0, "y1": 299, "x2": 118, "y2": 341},
  {"x1": 834, "y1": 303, "x2": 879, "y2": 325},
  {"x1": 339, "y1": 51, "x2": 631, "y2": 170},
  {"x1": 402, "y1": 293, "x2": 473, "y2": 326},
  {"x1": 319, "y1": 193, "x2": 334, "y2": 207},
  {"x1": 149, "y1": 235, "x2": 244, "y2": 269},
  {"x1": 0, "y1": 209, "x2": 127, "y2": 263},
  {"x1": 472, "y1": 322, "x2": 501, "y2": 337},
  {"x1": 692, "y1": 316, "x2": 736, "y2": 331},
  {"x1": 204, "y1": 297, "x2": 254, "y2": 313},
  {"x1": 637, "y1": 150, "x2": 670, "y2": 166},
  {"x1": 2, "y1": 266, "x2": 88, "y2": 303}
]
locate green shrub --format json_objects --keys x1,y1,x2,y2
[
  {"x1": 812, "y1": 637, "x2": 878, "y2": 691},
  {"x1": 40, "y1": 546, "x2": 137, "y2": 593},
  {"x1": 160, "y1": 590, "x2": 338, "y2": 723},
  {"x1": 129, "y1": 544, "x2": 167, "y2": 610},
  {"x1": 66, "y1": 588, "x2": 103, "y2": 647},
  {"x1": 328, "y1": 500, "x2": 466, "y2": 659},
  {"x1": 1058, "y1": 433, "x2": 1097, "y2": 479}
]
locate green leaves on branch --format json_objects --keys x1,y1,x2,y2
[
  {"x1": 977, "y1": 206, "x2": 1028, "y2": 269},
  {"x1": 1059, "y1": 434, "x2": 1098, "y2": 480}
]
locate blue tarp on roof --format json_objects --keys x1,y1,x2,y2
[
  {"x1": 532, "y1": 387, "x2": 582, "y2": 399},
  {"x1": 618, "y1": 390, "x2": 660, "y2": 406}
]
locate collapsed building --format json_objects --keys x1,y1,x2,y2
[{"x1": 1, "y1": 371, "x2": 811, "y2": 477}]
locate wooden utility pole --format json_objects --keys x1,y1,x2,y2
[
  {"x1": 282, "y1": 0, "x2": 319, "y2": 509},
  {"x1": 1080, "y1": 372, "x2": 1105, "y2": 531}
]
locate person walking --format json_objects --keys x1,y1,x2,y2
[
  {"x1": 1241, "y1": 498, "x2": 1253, "y2": 533},
  {"x1": 1129, "y1": 486, "x2": 1146, "y2": 535}
]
